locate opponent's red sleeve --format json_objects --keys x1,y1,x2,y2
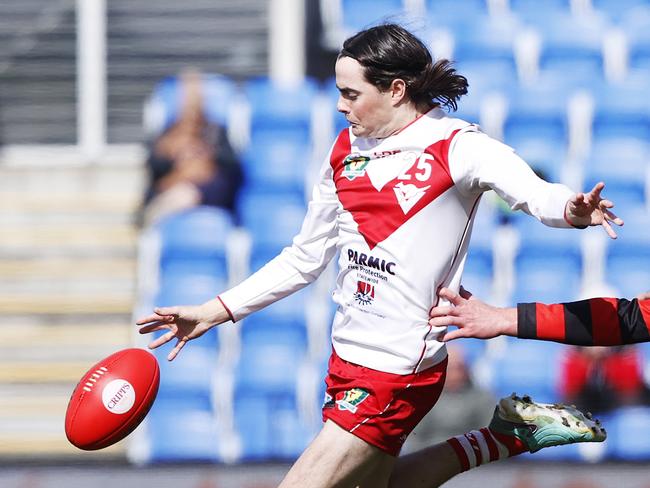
[{"x1": 517, "y1": 298, "x2": 650, "y2": 346}]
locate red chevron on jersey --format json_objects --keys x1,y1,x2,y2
[{"x1": 330, "y1": 129, "x2": 458, "y2": 249}]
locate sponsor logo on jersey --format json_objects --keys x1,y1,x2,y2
[
  {"x1": 393, "y1": 182, "x2": 431, "y2": 214},
  {"x1": 354, "y1": 280, "x2": 375, "y2": 305},
  {"x1": 347, "y1": 249, "x2": 396, "y2": 275},
  {"x1": 342, "y1": 153, "x2": 370, "y2": 180},
  {"x1": 336, "y1": 388, "x2": 370, "y2": 413}
]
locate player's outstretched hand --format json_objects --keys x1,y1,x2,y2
[
  {"x1": 136, "y1": 299, "x2": 229, "y2": 361},
  {"x1": 565, "y1": 181, "x2": 624, "y2": 239},
  {"x1": 637, "y1": 291, "x2": 650, "y2": 301},
  {"x1": 430, "y1": 287, "x2": 517, "y2": 341}
]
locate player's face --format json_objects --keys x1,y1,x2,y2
[{"x1": 335, "y1": 56, "x2": 395, "y2": 138}]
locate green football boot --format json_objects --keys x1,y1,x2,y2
[{"x1": 489, "y1": 393, "x2": 607, "y2": 453}]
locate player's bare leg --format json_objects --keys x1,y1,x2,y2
[{"x1": 279, "y1": 420, "x2": 393, "y2": 488}]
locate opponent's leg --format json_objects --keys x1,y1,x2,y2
[
  {"x1": 387, "y1": 394, "x2": 607, "y2": 488},
  {"x1": 279, "y1": 419, "x2": 393, "y2": 488}
]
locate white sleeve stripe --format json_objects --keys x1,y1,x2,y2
[
  {"x1": 456, "y1": 434, "x2": 478, "y2": 469},
  {"x1": 469, "y1": 430, "x2": 490, "y2": 464}
]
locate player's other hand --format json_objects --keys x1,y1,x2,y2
[
  {"x1": 637, "y1": 291, "x2": 650, "y2": 301},
  {"x1": 429, "y1": 287, "x2": 517, "y2": 341},
  {"x1": 136, "y1": 299, "x2": 229, "y2": 361},
  {"x1": 565, "y1": 181, "x2": 623, "y2": 239}
]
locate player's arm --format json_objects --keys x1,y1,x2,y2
[
  {"x1": 448, "y1": 130, "x2": 623, "y2": 238},
  {"x1": 431, "y1": 288, "x2": 650, "y2": 346},
  {"x1": 137, "y1": 146, "x2": 340, "y2": 360}
]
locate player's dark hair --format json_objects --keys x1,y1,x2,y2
[{"x1": 339, "y1": 24, "x2": 468, "y2": 111}]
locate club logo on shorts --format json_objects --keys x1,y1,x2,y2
[
  {"x1": 354, "y1": 280, "x2": 375, "y2": 305},
  {"x1": 342, "y1": 154, "x2": 370, "y2": 181},
  {"x1": 336, "y1": 388, "x2": 370, "y2": 413},
  {"x1": 323, "y1": 392, "x2": 335, "y2": 409}
]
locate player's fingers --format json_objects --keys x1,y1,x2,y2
[
  {"x1": 438, "y1": 287, "x2": 465, "y2": 306},
  {"x1": 590, "y1": 181, "x2": 605, "y2": 200},
  {"x1": 439, "y1": 328, "x2": 467, "y2": 342},
  {"x1": 148, "y1": 330, "x2": 176, "y2": 350},
  {"x1": 167, "y1": 339, "x2": 186, "y2": 361},
  {"x1": 429, "y1": 305, "x2": 454, "y2": 318},
  {"x1": 428, "y1": 316, "x2": 457, "y2": 328},
  {"x1": 138, "y1": 322, "x2": 169, "y2": 334},
  {"x1": 603, "y1": 208, "x2": 624, "y2": 226},
  {"x1": 601, "y1": 219, "x2": 618, "y2": 240},
  {"x1": 154, "y1": 306, "x2": 180, "y2": 318},
  {"x1": 136, "y1": 313, "x2": 167, "y2": 325}
]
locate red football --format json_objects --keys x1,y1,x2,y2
[{"x1": 65, "y1": 348, "x2": 160, "y2": 450}]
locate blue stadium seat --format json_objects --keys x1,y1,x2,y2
[
  {"x1": 514, "y1": 252, "x2": 582, "y2": 304},
  {"x1": 606, "y1": 252, "x2": 650, "y2": 299},
  {"x1": 234, "y1": 389, "x2": 315, "y2": 461},
  {"x1": 146, "y1": 398, "x2": 221, "y2": 462},
  {"x1": 155, "y1": 273, "x2": 227, "y2": 307},
  {"x1": 606, "y1": 406, "x2": 650, "y2": 460},
  {"x1": 241, "y1": 131, "x2": 310, "y2": 196},
  {"x1": 504, "y1": 81, "x2": 570, "y2": 145},
  {"x1": 239, "y1": 288, "x2": 309, "y2": 346},
  {"x1": 488, "y1": 339, "x2": 563, "y2": 403},
  {"x1": 157, "y1": 207, "x2": 235, "y2": 278},
  {"x1": 622, "y1": 9, "x2": 650, "y2": 70},
  {"x1": 244, "y1": 77, "x2": 319, "y2": 140},
  {"x1": 508, "y1": 0, "x2": 572, "y2": 24},
  {"x1": 591, "y1": 75, "x2": 650, "y2": 141},
  {"x1": 462, "y1": 249, "x2": 493, "y2": 301},
  {"x1": 535, "y1": 13, "x2": 609, "y2": 77},
  {"x1": 235, "y1": 340, "x2": 306, "y2": 396},
  {"x1": 424, "y1": 0, "x2": 488, "y2": 31},
  {"x1": 238, "y1": 190, "x2": 306, "y2": 261},
  {"x1": 155, "y1": 345, "x2": 218, "y2": 396},
  {"x1": 583, "y1": 138, "x2": 649, "y2": 213},
  {"x1": 451, "y1": 16, "x2": 521, "y2": 73},
  {"x1": 340, "y1": 0, "x2": 405, "y2": 33},
  {"x1": 144, "y1": 74, "x2": 237, "y2": 136},
  {"x1": 595, "y1": 0, "x2": 650, "y2": 23}
]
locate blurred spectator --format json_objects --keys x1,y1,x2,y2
[
  {"x1": 141, "y1": 69, "x2": 242, "y2": 226},
  {"x1": 401, "y1": 345, "x2": 495, "y2": 453},
  {"x1": 560, "y1": 345, "x2": 650, "y2": 414}
]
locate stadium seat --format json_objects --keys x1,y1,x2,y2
[
  {"x1": 239, "y1": 288, "x2": 309, "y2": 346},
  {"x1": 591, "y1": 75, "x2": 650, "y2": 141},
  {"x1": 238, "y1": 190, "x2": 307, "y2": 263},
  {"x1": 425, "y1": 0, "x2": 488, "y2": 31},
  {"x1": 235, "y1": 339, "x2": 306, "y2": 396},
  {"x1": 241, "y1": 131, "x2": 310, "y2": 196},
  {"x1": 606, "y1": 406, "x2": 650, "y2": 460},
  {"x1": 583, "y1": 137, "x2": 649, "y2": 213},
  {"x1": 504, "y1": 81, "x2": 571, "y2": 146},
  {"x1": 514, "y1": 252, "x2": 582, "y2": 304},
  {"x1": 244, "y1": 77, "x2": 319, "y2": 141},
  {"x1": 606, "y1": 252, "x2": 650, "y2": 299},
  {"x1": 143, "y1": 73, "x2": 238, "y2": 137},
  {"x1": 155, "y1": 345, "x2": 218, "y2": 396},
  {"x1": 146, "y1": 399, "x2": 221, "y2": 462},
  {"x1": 462, "y1": 248, "x2": 494, "y2": 301},
  {"x1": 508, "y1": 0, "x2": 572, "y2": 24},
  {"x1": 451, "y1": 16, "x2": 521, "y2": 73},
  {"x1": 157, "y1": 206, "x2": 235, "y2": 278},
  {"x1": 595, "y1": 0, "x2": 650, "y2": 23},
  {"x1": 340, "y1": 0, "x2": 405, "y2": 34},
  {"x1": 623, "y1": 9, "x2": 650, "y2": 70},
  {"x1": 234, "y1": 389, "x2": 315, "y2": 461},
  {"x1": 488, "y1": 339, "x2": 563, "y2": 403},
  {"x1": 535, "y1": 12, "x2": 609, "y2": 78}
]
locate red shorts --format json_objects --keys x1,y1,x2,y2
[{"x1": 322, "y1": 349, "x2": 447, "y2": 456}]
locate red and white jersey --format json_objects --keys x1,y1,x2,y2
[{"x1": 220, "y1": 108, "x2": 574, "y2": 375}]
